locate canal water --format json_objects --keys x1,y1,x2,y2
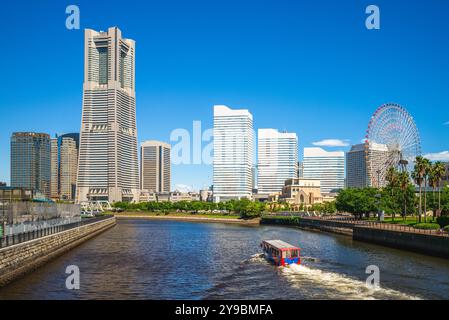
[{"x1": 1, "y1": 219, "x2": 448, "y2": 300}]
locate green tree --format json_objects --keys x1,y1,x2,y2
[
  {"x1": 423, "y1": 158, "x2": 432, "y2": 222},
  {"x1": 398, "y1": 171, "x2": 412, "y2": 220},
  {"x1": 385, "y1": 167, "x2": 400, "y2": 221},
  {"x1": 412, "y1": 156, "x2": 426, "y2": 223},
  {"x1": 433, "y1": 162, "x2": 446, "y2": 217}
]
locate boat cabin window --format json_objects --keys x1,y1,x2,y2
[{"x1": 290, "y1": 250, "x2": 299, "y2": 258}]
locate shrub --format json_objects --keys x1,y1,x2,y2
[
  {"x1": 443, "y1": 225, "x2": 449, "y2": 232},
  {"x1": 413, "y1": 223, "x2": 440, "y2": 230},
  {"x1": 436, "y1": 216, "x2": 449, "y2": 228}
]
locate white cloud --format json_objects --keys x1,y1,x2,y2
[
  {"x1": 312, "y1": 139, "x2": 350, "y2": 147},
  {"x1": 423, "y1": 151, "x2": 449, "y2": 162}
]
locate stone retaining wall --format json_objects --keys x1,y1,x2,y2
[
  {"x1": 261, "y1": 217, "x2": 353, "y2": 236},
  {"x1": 353, "y1": 226, "x2": 449, "y2": 259},
  {"x1": 0, "y1": 217, "x2": 116, "y2": 287}
]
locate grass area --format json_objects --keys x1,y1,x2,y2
[
  {"x1": 364, "y1": 216, "x2": 437, "y2": 226},
  {"x1": 261, "y1": 215, "x2": 300, "y2": 220}
]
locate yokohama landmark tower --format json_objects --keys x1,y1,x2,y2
[{"x1": 76, "y1": 27, "x2": 139, "y2": 203}]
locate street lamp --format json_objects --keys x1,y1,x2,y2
[{"x1": 375, "y1": 193, "x2": 384, "y2": 221}]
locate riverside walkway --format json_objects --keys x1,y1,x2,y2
[{"x1": 305, "y1": 216, "x2": 449, "y2": 237}]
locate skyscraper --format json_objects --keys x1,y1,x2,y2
[
  {"x1": 213, "y1": 105, "x2": 254, "y2": 202},
  {"x1": 59, "y1": 135, "x2": 79, "y2": 200},
  {"x1": 50, "y1": 138, "x2": 59, "y2": 198},
  {"x1": 346, "y1": 143, "x2": 389, "y2": 188},
  {"x1": 50, "y1": 134, "x2": 80, "y2": 201},
  {"x1": 76, "y1": 27, "x2": 139, "y2": 203},
  {"x1": 303, "y1": 147, "x2": 345, "y2": 194},
  {"x1": 257, "y1": 129, "x2": 298, "y2": 195},
  {"x1": 11, "y1": 132, "x2": 51, "y2": 198},
  {"x1": 140, "y1": 141, "x2": 171, "y2": 193}
]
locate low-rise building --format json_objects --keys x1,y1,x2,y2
[
  {"x1": 137, "y1": 191, "x2": 201, "y2": 203},
  {"x1": 279, "y1": 178, "x2": 322, "y2": 206},
  {"x1": 0, "y1": 187, "x2": 34, "y2": 203},
  {"x1": 200, "y1": 190, "x2": 213, "y2": 202},
  {"x1": 170, "y1": 191, "x2": 200, "y2": 202}
]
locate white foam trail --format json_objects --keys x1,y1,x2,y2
[
  {"x1": 245, "y1": 253, "x2": 266, "y2": 263},
  {"x1": 283, "y1": 264, "x2": 421, "y2": 300}
]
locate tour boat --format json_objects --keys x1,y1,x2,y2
[{"x1": 260, "y1": 240, "x2": 301, "y2": 267}]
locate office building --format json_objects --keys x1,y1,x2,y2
[
  {"x1": 257, "y1": 129, "x2": 298, "y2": 195},
  {"x1": 51, "y1": 134, "x2": 80, "y2": 201},
  {"x1": 140, "y1": 141, "x2": 171, "y2": 193},
  {"x1": 346, "y1": 142, "x2": 389, "y2": 188},
  {"x1": 76, "y1": 27, "x2": 139, "y2": 203},
  {"x1": 11, "y1": 132, "x2": 51, "y2": 198},
  {"x1": 50, "y1": 138, "x2": 59, "y2": 198},
  {"x1": 303, "y1": 147, "x2": 345, "y2": 194},
  {"x1": 50, "y1": 134, "x2": 80, "y2": 201},
  {"x1": 213, "y1": 105, "x2": 254, "y2": 202}
]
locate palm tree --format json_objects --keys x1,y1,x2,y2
[
  {"x1": 412, "y1": 156, "x2": 426, "y2": 223},
  {"x1": 428, "y1": 164, "x2": 438, "y2": 220},
  {"x1": 433, "y1": 162, "x2": 446, "y2": 217},
  {"x1": 398, "y1": 171, "x2": 410, "y2": 220},
  {"x1": 385, "y1": 167, "x2": 399, "y2": 221},
  {"x1": 423, "y1": 158, "x2": 432, "y2": 222}
]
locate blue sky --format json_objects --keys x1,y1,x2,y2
[{"x1": 0, "y1": 0, "x2": 448, "y2": 190}]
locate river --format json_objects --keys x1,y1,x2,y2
[{"x1": 0, "y1": 219, "x2": 448, "y2": 300}]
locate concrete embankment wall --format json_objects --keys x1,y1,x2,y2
[
  {"x1": 261, "y1": 218, "x2": 353, "y2": 236},
  {"x1": 0, "y1": 217, "x2": 116, "y2": 287},
  {"x1": 353, "y1": 226, "x2": 449, "y2": 259}
]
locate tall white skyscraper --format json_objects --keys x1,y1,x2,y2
[
  {"x1": 213, "y1": 105, "x2": 254, "y2": 202},
  {"x1": 76, "y1": 27, "x2": 139, "y2": 203},
  {"x1": 303, "y1": 147, "x2": 345, "y2": 194},
  {"x1": 257, "y1": 129, "x2": 298, "y2": 195}
]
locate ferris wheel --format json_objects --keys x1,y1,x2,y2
[{"x1": 365, "y1": 103, "x2": 421, "y2": 187}]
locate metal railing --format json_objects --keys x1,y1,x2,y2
[
  {"x1": 308, "y1": 215, "x2": 449, "y2": 237},
  {"x1": 361, "y1": 220, "x2": 449, "y2": 237},
  {"x1": 0, "y1": 215, "x2": 113, "y2": 249}
]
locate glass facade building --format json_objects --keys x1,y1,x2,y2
[
  {"x1": 257, "y1": 129, "x2": 298, "y2": 195},
  {"x1": 303, "y1": 147, "x2": 345, "y2": 194},
  {"x1": 140, "y1": 141, "x2": 171, "y2": 193},
  {"x1": 213, "y1": 105, "x2": 254, "y2": 202},
  {"x1": 11, "y1": 132, "x2": 51, "y2": 198}
]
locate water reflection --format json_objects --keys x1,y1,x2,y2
[{"x1": 0, "y1": 219, "x2": 448, "y2": 300}]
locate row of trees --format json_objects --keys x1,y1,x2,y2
[
  {"x1": 336, "y1": 157, "x2": 448, "y2": 220},
  {"x1": 113, "y1": 198, "x2": 267, "y2": 218},
  {"x1": 411, "y1": 157, "x2": 446, "y2": 222}
]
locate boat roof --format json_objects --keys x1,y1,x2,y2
[{"x1": 262, "y1": 240, "x2": 299, "y2": 250}]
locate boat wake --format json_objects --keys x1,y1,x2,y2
[
  {"x1": 282, "y1": 264, "x2": 422, "y2": 300},
  {"x1": 244, "y1": 253, "x2": 266, "y2": 264}
]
